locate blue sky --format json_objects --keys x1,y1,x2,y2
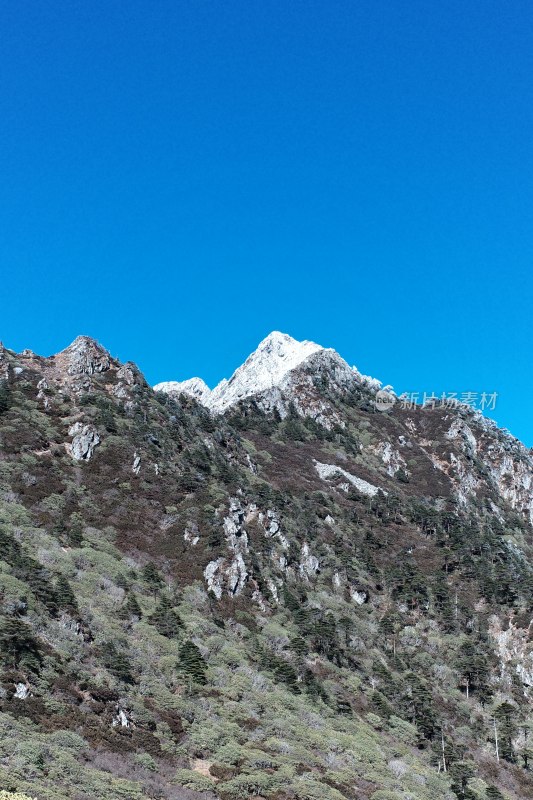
[{"x1": 0, "y1": 2, "x2": 532, "y2": 444}]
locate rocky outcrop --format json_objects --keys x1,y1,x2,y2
[
  {"x1": 57, "y1": 336, "x2": 111, "y2": 376},
  {"x1": 14, "y1": 682, "x2": 30, "y2": 700},
  {"x1": 486, "y1": 448, "x2": 533, "y2": 524},
  {"x1": 203, "y1": 499, "x2": 250, "y2": 598},
  {"x1": 299, "y1": 542, "x2": 320, "y2": 579},
  {"x1": 490, "y1": 615, "x2": 533, "y2": 691},
  {"x1": 68, "y1": 422, "x2": 100, "y2": 461},
  {"x1": 112, "y1": 707, "x2": 132, "y2": 728},
  {"x1": 372, "y1": 441, "x2": 409, "y2": 478},
  {"x1": 314, "y1": 459, "x2": 385, "y2": 497}
]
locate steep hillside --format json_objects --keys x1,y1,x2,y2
[{"x1": 0, "y1": 334, "x2": 532, "y2": 800}]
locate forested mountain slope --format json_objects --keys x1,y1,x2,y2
[{"x1": 0, "y1": 333, "x2": 532, "y2": 800}]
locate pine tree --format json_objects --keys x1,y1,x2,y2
[
  {"x1": 0, "y1": 616, "x2": 41, "y2": 670},
  {"x1": 432, "y1": 574, "x2": 455, "y2": 632},
  {"x1": 142, "y1": 562, "x2": 163, "y2": 596},
  {"x1": 272, "y1": 660, "x2": 300, "y2": 693},
  {"x1": 485, "y1": 787, "x2": 504, "y2": 800},
  {"x1": 177, "y1": 640, "x2": 207, "y2": 685},
  {"x1": 406, "y1": 673, "x2": 437, "y2": 740},
  {"x1": 371, "y1": 690, "x2": 393, "y2": 719},
  {"x1": 449, "y1": 760, "x2": 475, "y2": 800},
  {"x1": 0, "y1": 381, "x2": 11, "y2": 414},
  {"x1": 455, "y1": 637, "x2": 492, "y2": 703},
  {"x1": 378, "y1": 611, "x2": 401, "y2": 657},
  {"x1": 149, "y1": 595, "x2": 182, "y2": 638},
  {"x1": 55, "y1": 575, "x2": 78, "y2": 612},
  {"x1": 303, "y1": 668, "x2": 328, "y2": 703},
  {"x1": 100, "y1": 640, "x2": 135, "y2": 684},
  {"x1": 68, "y1": 513, "x2": 84, "y2": 547},
  {"x1": 124, "y1": 592, "x2": 142, "y2": 619},
  {"x1": 493, "y1": 701, "x2": 517, "y2": 762},
  {"x1": 26, "y1": 569, "x2": 59, "y2": 616}
]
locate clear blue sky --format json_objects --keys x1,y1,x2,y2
[{"x1": 1, "y1": 2, "x2": 532, "y2": 444}]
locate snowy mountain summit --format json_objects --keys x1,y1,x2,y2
[
  {"x1": 154, "y1": 331, "x2": 380, "y2": 427},
  {"x1": 208, "y1": 331, "x2": 324, "y2": 413},
  {"x1": 153, "y1": 377, "x2": 212, "y2": 405}
]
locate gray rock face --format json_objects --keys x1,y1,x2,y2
[
  {"x1": 203, "y1": 498, "x2": 250, "y2": 598},
  {"x1": 299, "y1": 542, "x2": 320, "y2": 580},
  {"x1": 314, "y1": 459, "x2": 385, "y2": 497},
  {"x1": 68, "y1": 422, "x2": 100, "y2": 460},
  {"x1": 112, "y1": 707, "x2": 132, "y2": 728},
  {"x1": 60, "y1": 336, "x2": 111, "y2": 376}
]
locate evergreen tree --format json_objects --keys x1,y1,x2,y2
[
  {"x1": 485, "y1": 787, "x2": 504, "y2": 800},
  {"x1": 378, "y1": 611, "x2": 401, "y2": 657},
  {"x1": 0, "y1": 616, "x2": 41, "y2": 670},
  {"x1": 449, "y1": 760, "x2": 476, "y2": 800},
  {"x1": 391, "y1": 562, "x2": 429, "y2": 611},
  {"x1": 494, "y1": 701, "x2": 517, "y2": 762},
  {"x1": 303, "y1": 668, "x2": 328, "y2": 702},
  {"x1": 177, "y1": 640, "x2": 207, "y2": 685},
  {"x1": 405, "y1": 673, "x2": 437, "y2": 740},
  {"x1": 68, "y1": 513, "x2": 84, "y2": 547},
  {"x1": 455, "y1": 637, "x2": 492, "y2": 703},
  {"x1": 55, "y1": 575, "x2": 78, "y2": 613},
  {"x1": 432, "y1": 574, "x2": 456, "y2": 632},
  {"x1": 142, "y1": 562, "x2": 163, "y2": 596},
  {"x1": 0, "y1": 381, "x2": 11, "y2": 414},
  {"x1": 100, "y1": 640, "x2": 135, "y2": 684},
  {"x1": 149, "y1": 595, "x2": 182, "y2": 638},
  {"x1": 26, "y1": 569, "x2": 59, "y2": 616},
  {"x1": 123, "y1": 592, "x2": 142, "y2": 619},
  {"x1": 98, "y1": 405, "x2": 118, "y2": 433},
  {"x1": 272, "y1": 659, "x2": 301, "y2": 694},
  {"x1": 371, "y1": 690, "x2": 393, "y2": 719}
]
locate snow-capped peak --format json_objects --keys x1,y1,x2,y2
[
  {"x1": 207, "y1": 332, "x2": 323, "y2": 413},
  {"x1": 153, "y1": 377, "x2": 212, "y2": 404},
  {"x1": 153, "y1": 331, "x2": 381, "y2": 420}
]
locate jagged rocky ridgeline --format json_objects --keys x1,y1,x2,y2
[
  {"x1": 1, "y1": 330, "x2": 532, "y2": 524},
  {"x1": 154, "y1": 330, "x2": 382, "y2": 421}
]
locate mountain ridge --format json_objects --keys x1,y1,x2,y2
[{"x1": 1, "y1": 333, "x2": 533, "y2": 800}]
